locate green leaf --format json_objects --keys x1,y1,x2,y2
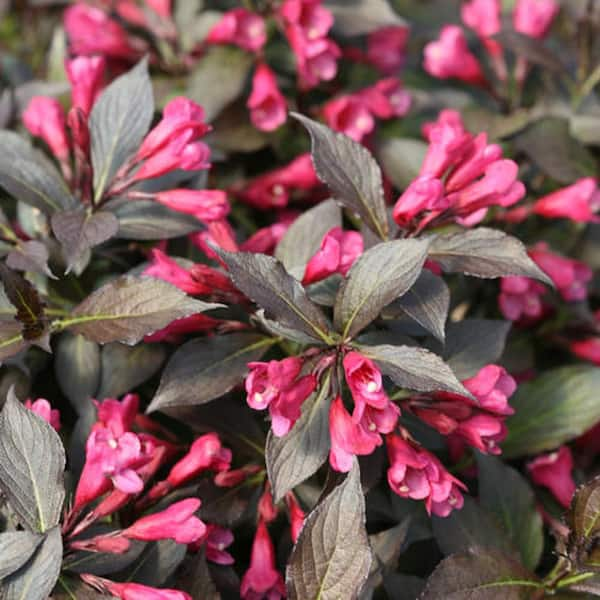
[
  {"x1": 217, "y1": 249, "x2": 334, "y2": 344},
  {"x1": 292, "y1": 113, "x2": 389, "y2": 240},
  {"x1": 148, "y1": 332, "x2": 274, "y2": 413},
  {"x1": 360, "y1": 343, "x2": 471, "y2": 396},
  {"x1": 113, "y1": 200, "x2": 202, "y2": 240},
  {"x1": 420, "y1": 549, "x2": 541, "y2": 600},
  {"x1": 0, "y1": 389, "x2": 65, "y2": 532},
  {"x1": 429, "y1": 228, "x2": 552, "y2": 284},
  {"x1": 0, "y1": 531, "x2": 42, "y2": 580},
  {"x1": 286, "y1": 461, "x2": 372, "y2": 599},
  {"x1": 266, "y1": 371, "x2": 333, "y2": 502},
  {"x1": 514, "y1": 118, "x2": 597, "y2": 184},
  {"x1": 0, "y1": 130, "x2": 76, "y2": 215},
  {"x1": 97, "y1": 342, "x2": 166, "y2": 399},
  {"x1": 503, "y1": 366, "x2": 600, "y2": 458},
  {"x1": 326, "y1": 0, "x2": 407, "y2": 35},
  {"x1": 275, "y1": 199, "x2": 341, "y2": 279},
  {"x1": 443, "y1": 319, "x2": 511, "y2": 380},
  {"x1": 54, "y1": 333, "x2": 101, "y2": 412},
  {"x1": 568, "y1": 476, "x2": 600, "y2": 541},
  {"x1": 1, "y1": 526, "x2": 62, "y2": 600},
  {"x1": 432, "y1": 497, "x2": 513, "y2": 557},
  {"x1": 63, "y1": 276, "x2": 221, "y2": 345},
  {"x1": 51, "y1": 208, "x2": 119, "y2": 271},
  {"x1": 90, "y1": 57, "x2": 154, "y2": 202},
  {"x1": 477, "y1": 454, "x2": 544, "y2": 570},
  {"x1": 385, "y1": 270, "x2": 449, "y2": 342},
  {"x1": 186, "y1": 46, "x2": 253, "y2": 121},
  {"x1": 334, "y1": 238, "x2": 430, "y2": 339}
]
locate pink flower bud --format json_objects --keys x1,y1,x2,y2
[
  {"x1": 202, "y1": 524, "x2": 235, "y2": 565},
  {"x1": 286, "y1": 493, "x2": 305, "y2": 543},
  {"x1": 166, "y1": 433, "x2": 232, "y2": 488},
  {"x1": 144, "y1": 249, "x2": 210, "y2": 295},
  {"x1": 258, "y1": 483, "x2": 278, "y2": 523},
  {"x1": 82, "y1": 575, "x2": 192, "y2": 600},
  {"x1": 513, "y1": 0, "x2": 559, "y2": 39},
  {"x1": 22, "y1": 97, "x2": 70, "y2": 162},
  {"x1": 240, "y1": 520, "x2": 285, "y2": 600},
  {"x1": 361, "y1": 78, "x2": 412, "y2": 119},
  {"x1": 206, "y1": 8, "x2": 266, "y2": 52},
  {"x1": 303, "y1": 227, "x2": 363, "y2": 284},
  {"x1": 570, "y1": 338, "x2": 600, "y2": 365},
  {"x1": 533, "y1": 178, "x2": 600, "y2": 223},
  {"x1": 279, "y1": 0, "x2": 334, "y2": 40},
  {"x1": 423, "y1": 25, "x2": 485, "y2": 85},
  {"x1": 499, "y1": 275, "x2": 547, "y2": 321},
  {"x1": 247, "y1": 63, "x2": 287, "y2": 132},
  {"x1": 64, "y1": 4, "x2": 141, "y2": 59},
  {"x1": 367, "y1": 26, "x2": 409, "y2": 74},
  {"x1": 392, "y1": 175, "x2": 447, "y2": 228},
  {"x1": 323, "y1": 95, "x2": 375, "y2": 142},
  {"x1": 65, "y1": 56, "x2": 105, "y2": 115},
  {"x1": 96, "y1": 393, "x2": 139, "y2": 437},
  {"x1": 71, "y1": 533, "x2": 131, "y2": 554},
  {"x1": 123, "y1": 498, "x2": 206, "y2": 544},
  {"x1": 192, "y1": 219, "x2": 239, "y2": 260},
  {"x1": 24, "y1": 398, "x2": 61, "y2": 431},
  {"x1": 240, "y1": 215, "x2": 296, "y2": 254},
  {"x1": 236, "y1": 153, "x2": 319, "y2": 209},
  {"x1": 461, "y1": 0, "x2": 501, "y2": 38},
  {"x1": 146, "y1": 0, "x2": 172, "y2": 20},
  {"x1": 529, "y1": 243, "x2": 592, "y2": 302},
  {"x1": 153, "y1": 189, "x2": 230, "y2": 221},
  {"x1": 386, "y1": 434, "x2": 466, "y2": 517},
  {"x1": 527, "y1": 446, "x2": 575, "y2": 507}
]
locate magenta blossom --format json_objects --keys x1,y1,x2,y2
[
  {"x1": 206, "y1": 8, "x2": 266, "y2": 52},
  {"x1": 240, "y1": 519, "x2": 285, "y2": 600},
  {"x1": 153, "y1": 189, "x2": 230, "y2": 222},
  {"x1": 366, "y1": 26, "x2": 409, "y2": 74},
  {"x1": 527, "y1": 446, "x2": 576, "y2": 507},
  {"x1": 247, "y1": 63, "x2": 287, "y2": 132},
  {"x1": 533, "y1": 178, "x2": 600, "y2": 223},
  {"x1": 499, "y1": 275, "x2": 547, "y2": 321},
  {"x1": 387, "y1": 434, "x2": 466, "y2": 517},
  {"x1": 22, "y1": 97, "x2": 70, "y2": 162},
  {"x1": 24, "y1": 398, "x2": 61, "y2": 431},
  {"x1": 513, "y1": 0, "x2": 559, "y2": 39},
  {"x1": 65, "y1": 56, "x2": 105, "y2": 115}
]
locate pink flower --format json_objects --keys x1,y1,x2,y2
[
  {"x1": 359, "y1": 78, "x2": 412, "y2": 119},
  {"x1": 192, "y1": 219, "x2": 240, "y2": 259},
  {"x1": 82, "y1": 576, "x2": 192, "y2": 600},
  {"x1": 529, "y1": 243, "x2": 592, "y2": 302},
  {"x1": 323, "y1": 95, "x2": 375, "y2": 142},
  {"x1": 65, "y1": 56, "x2": 105, "y2": 115},
  {"x1": 146, "y1": 0, "x2": 172, "y2": 20},
  {"x1": 462, "y1": 365, "x2": 517, "y2": 416},
  {"x1": 329, "y1": 395, "x2": 389, "y2": 473},
  {"x1": 303, "y1": 227, "x2": 364, "y2": 284},
  {"x1": 461, "y1": 0, "x2": 501, "y2": 38},
  {"x1": 64, "y1": 4, "x2": 141, "y2": 59},
  {"x1": 203, "y1": 525, "x2": 235, "y2": 565},
  {"x1": 240, "y1": 520, "x2": 285, "y2": 600},
  {"x1": 144, "y1": 249, "x2": 210, "y2": 295},
  {"x1": 95, "y1": 393, "x2": 139, "y2": 437},
  {"x1": 343, "y1": 352, "x2": 390, "y2": 423},
  {"x1": 386, "y1": 434, "x2": 466, "y2": 517},
  {"x1": 423, "y1": 25, "x2": 485, "y2": 85},
  {"x1": 286, "y1": 493, "x2": 305, "y2": 543},
  {"x1": 123, "y1": 498, "x2": 206, "y2": 544},
  {"x1": 367, "y1": 26, "x2": 409, "y2": 74},
  {"x1": 153, "y1": 189, "x2": 230, "y2": 221},
  {"x1": 499, "y1": 275, "x2": 547, "y2": 321},
  {"x1": 533, "y1": 178, "x2": 600, "y2": 223},
  {"x1": 136, "y1": 97, "x2": 209, "y2": 162},
  {"x1": 206, "y1": 8, "x2": 266, "y2": 52},
  {"x1": 527, "y1": 446, "x2": 575, "y2": 507},
  {"x1": 279, "y1": 0, "x2": 333, "y2": 39},
  {"x1": 144, "y1": 313, "x2": 221, "y2": 343},
  {"x1": 571, "y1": 338, "x2": 600, "y2": 365},
  {"x1": 513, "y1": 0, "x2": 559, "y2": 39},
  {"x1": 247, "y1": 63, "x2": 287, "y2": 132},
  {"x1": 246, "y1": 357, "x2": 317, "y2": 436},
  {"x1": 24, "y1": 398, "x2": 61, "y2": 431},
  {"x1": 284, "y1": 23, "x2": 340, "y2": 89},
  {"x1": 22, "y1": 97, "x2": 70, "y2": 162},
  {"x1": 236, "y1": 153, "x2": 319, "y2": 209},
  {"x1": 166, "y1": 433, "x2": 231, "y2": 487},
  {"x1": 392, "y1": 175, "x2": 448, "y2": 228},
  {"x1": 240, "y1": 215, "x2": 296, "y2": 254},
  {"x1": 258, "y1": 484, "x2": 278, "y2": 523}
]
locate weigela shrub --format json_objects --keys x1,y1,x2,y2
[{"x1": 1, "y1": 0, "x2": 600, "y2": 598}]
